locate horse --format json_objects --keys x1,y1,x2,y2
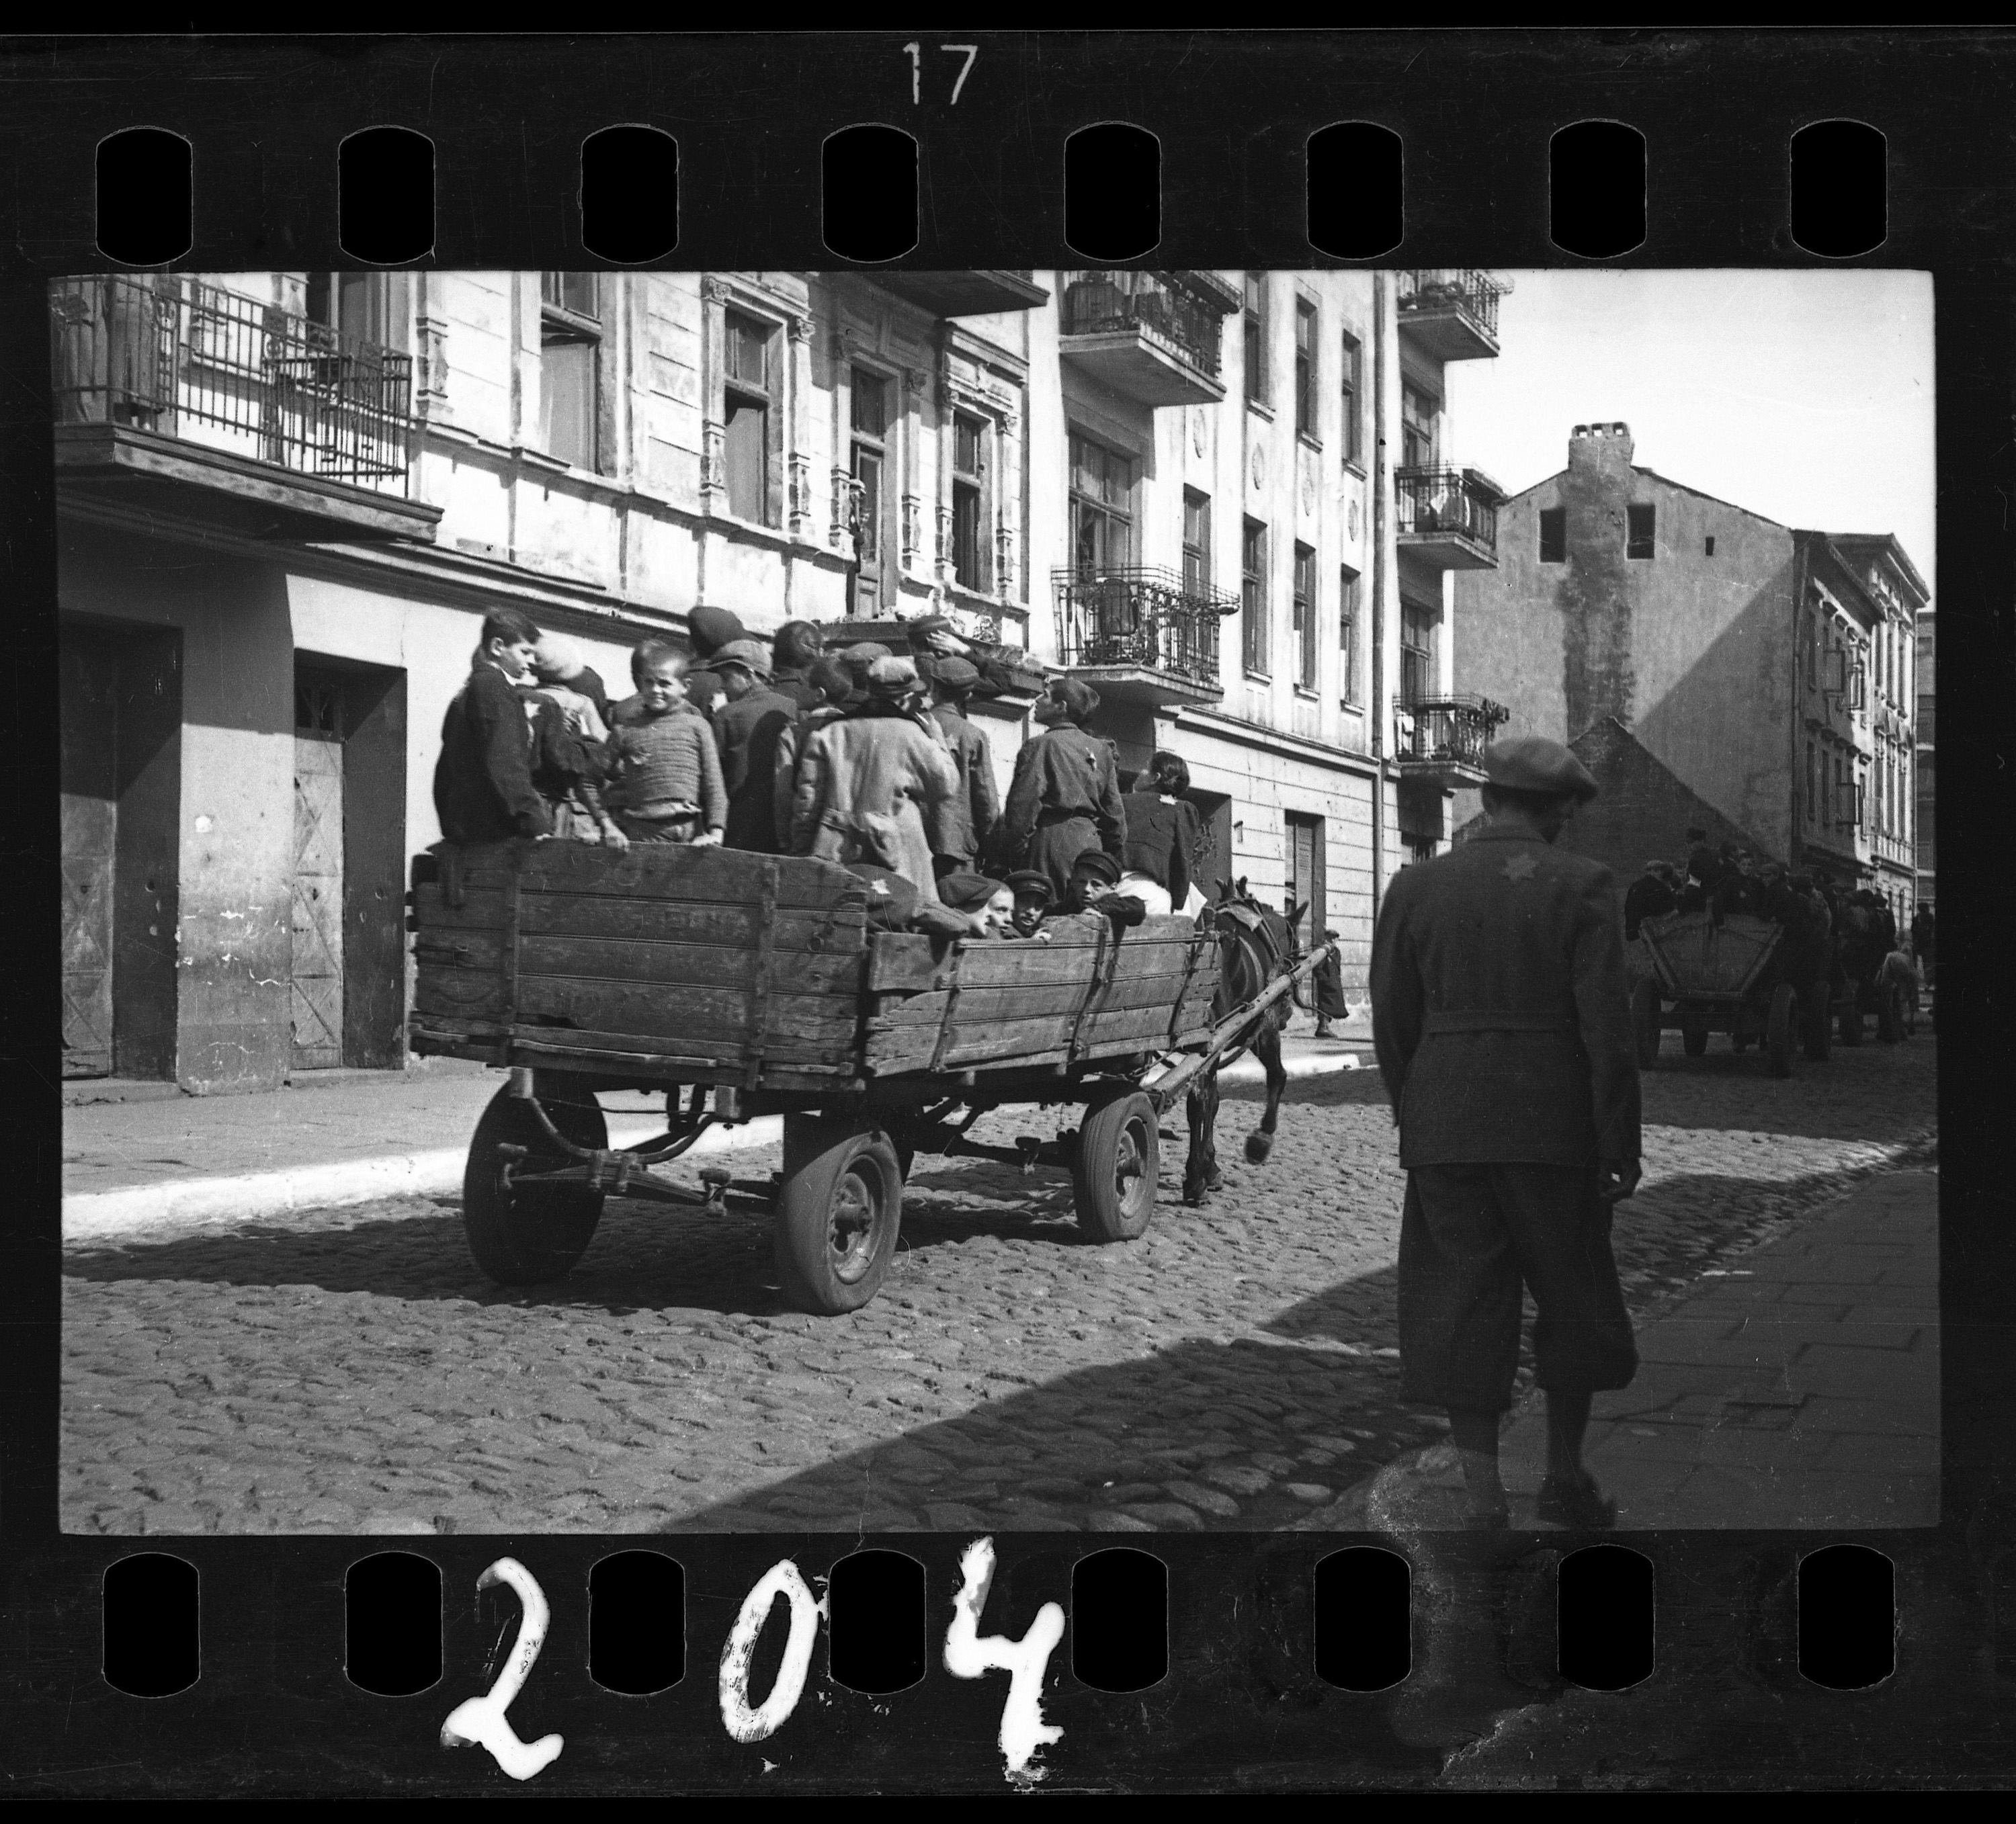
[{"x1": 1182, "y1": 879, "x2": 1307, "y2": 1207}]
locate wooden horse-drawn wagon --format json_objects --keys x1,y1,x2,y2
[
  {"x1": 1630, "y1": 908, "x2": 1831, "y2": 1077},
  {"x1": 407, "y1": 841, "x2": 1329, "y2": 1315}
]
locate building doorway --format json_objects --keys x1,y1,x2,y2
[
  {"x1": 290, "y1": 672, "x2": 347, "y2": 1070},
  {"x1": 1286, "y1": 811, "x2": 1326, "y2": 950},
  {"x1": 290, "y1": 657, "x2": 408, "y2": 1073},
  {"x1": 60, "y1": 621, "x2": 181, "y2": 1080}
]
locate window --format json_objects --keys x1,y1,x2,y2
[
  {"x1": 952, "y1": 410, "x2": 989, "y2": 593},
  {"x1": 1182, "y1": 488, "x2": 1212, "y2": 597},
  {"x1": 1626, "y1": 503, "x2": 1656, "y2": 560},
  {"x1": 1294, "y1": 300, "x2": 1318, "y2": 439},
  {"x1": 1241, "y1": 518, "x2": 1269, "y2": 676},
  {"x1": 1292, "y1": 543, "x2": 1318, "y2": 689},
  {"x1": 1806, "y1": 742, "x2": 1817, "y2": 822},
  {"x1": 1400, "y1": 381, "x2": 1439, "y2": 467},
  {"x1": 1804, "y1": 611, "x2": 1820, "y2": 693},
  {"x1": 1539, "y1": 507, "x2": 1566, "y2": 564},
  {"x1": 850, "y1": 368, "x2": 890, "y2": 613},
  {"x1": 1070, "y1": 429, "x2": 1134, "y2": 574},
  {"x1": 1339, "y1": 332, "x2": 1362, "y2": 464},
  {"x1": 724, "y1": 309, "x2": 776, "y2": 524},
  {"x1": 1339, "y1": 565, "x2": 1361, "y2": 704},
  {"x1": 1705, "y1": 535, "x2": 1716, "y2": 557},
  {"x1": 1820, "y1": 747, "x2": 1831, "y2": 828},
  {"x1": 1400, "y1": 599, "x2": 1439, "y2": 704},
  {"x1": 1243, "y1": 272, "x2": 1267, "y2": 406},
  {"x1": 306, "y1": 271, "x2": 405, "y2": 349},
  {"x1": 539, "y1": 272, "x2": 602, "y2": 472}
]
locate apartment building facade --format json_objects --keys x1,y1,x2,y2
[
  {"x1": 1450, "y1": 424, "x2": 1928, "y2": 920},
  {"x1": 54, "y1": 265, "x2": 1505, "y2": 1092}
]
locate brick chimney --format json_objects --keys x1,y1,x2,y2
[{"x1": 1567, "y1": 421, "x2": 1635, "y2": 478}]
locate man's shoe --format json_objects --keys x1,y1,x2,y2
[{"x1": 1536, "y1": 1471, "x2": 1617, "y2": 1529}]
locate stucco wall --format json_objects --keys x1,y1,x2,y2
[{"x1": 1455, "y1": 432, "x2": 1797, "y2": 860}]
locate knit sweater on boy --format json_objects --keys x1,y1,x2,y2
[{"x1": 605, "y1": 705, "x2": 726, "y2": 828}]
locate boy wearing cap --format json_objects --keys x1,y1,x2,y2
[
  {"x1": 1004, "y1": 869, "x2": 1055, "y2": 937},
  {"x1": 710, "y1": 638, "x2": 795, "y2": 854},
  {"x1": 1370, "y1": 733, "x2": 1642, "y2": 1530},
  {"x1": 921, "y1": 655, "x2": 1001, "y2": 877},
  {"x1": 997, "y1": 677, "x2": 1127, "y2": 900},
  {"x1": 1049, "y1": 849, "x2": 1147, "y2": 931},
  {"x1": 434, "y1": 607, "x2": 552, "y2": 844}
]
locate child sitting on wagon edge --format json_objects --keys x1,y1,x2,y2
[{"x1": 601, "y1": 640, "x2": 726, "y2": 845}]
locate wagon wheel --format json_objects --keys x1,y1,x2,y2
[
  {"x1": 1680, "y1": 1011, "x2": 1710, "y2": 1057},
  {"x1": 1804, "y1": 977, "x2": 1834, "y2": 1062},
  {"x1": 462, "y1": 1082, "x2": 608, "y2": 1285},
  {"x1": 1877, "y1": 980, "x2": 1904, "y2": 1043},
  {"x1": 1072, "y1": 1090, "x2": 1161, "y2": 1243},
  {"x1": 1630, "y1": 978, "x2": 1661, "y2": 1068},
  {"x1": 773, "y1": 1117, "x2": 903, "y2": 1315},
  {"x1": 1765, "y1": 984, "x2": 1798, "y2": 1078}
]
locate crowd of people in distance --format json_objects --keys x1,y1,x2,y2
[
  {"x1": 1621, "y1": 823, "x2": 1927, "y2": 1008},
  {"x1": 431, "y1": 603, "x2": 1218, "y2": 949}
]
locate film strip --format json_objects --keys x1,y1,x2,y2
[{"x1": 3, "y1": 28, "x2": 2009, "y2": 1794}]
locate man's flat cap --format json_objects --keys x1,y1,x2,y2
[
  {"x1": 866, "y1": 656, "x2": 921, "y2": 697},
  {"x1": 928, "y1": 656, "x2": 980, "y2": 691},
  {"x1": 1070, "y1": 849, "x2": 1122, "y2": 885},
  {"x1": 686, "y1": 605, "x2": 747, "y2": 657},
  {"x1": 714, "y1": 638, "x2": 773, "y2": 679},
  {"x1": 1482, "y1": 734, "x2": 1599, "y2": 802},
  {"x1": 1005, "y1": 870, "x2": 1055, "y2": 899},
  {"x1": 936, "y1": 870, "x2": 1000, "y2": 910}
]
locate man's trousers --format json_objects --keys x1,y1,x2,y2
[{"x1": 1397, "y1": 1162, "x2": 1639, "y2": 1414}]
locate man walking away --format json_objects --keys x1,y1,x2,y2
[
  {"x1": 712, "y1": 638, "x2": 794, "y2": 853},
  {"x1": 1370, "y1": 734, "x2": 1643, "y2": 1530}
]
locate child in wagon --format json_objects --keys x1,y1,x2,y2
[{"x1": 601, "y1": 639, "x2": 726, "y2": 845}]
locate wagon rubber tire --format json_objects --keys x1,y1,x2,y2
[
  {"x1": 1630, "y1": 978, "x2": 1661, "y2": 1068},
  {"x1": 1681, "y1": 1013, "x2": 1710, "y2": 1057},
  {"x1": 773, "y1": 1118, "x2": 903, "y2": 1315},
  {"x1": 1804, "y1": 978, "x2": 1834, "y2": 1062},
  {"x1": 1765, "y1": 984, "x2": 1798, "y2": 1078},
  {"x1": 1073, "y1": 1090, "x2": 1161, "y2": 1242},
  {"x1": 462, "y1": 1083, "x2": 608, "y2": 1285}
]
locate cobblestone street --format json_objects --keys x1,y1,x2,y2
[{"x1": 62, "y1": 1037, "x2": 1935, "y2": 1536}]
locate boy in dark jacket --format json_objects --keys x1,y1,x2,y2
[{"x1": 433, "y1": 607, "x2": 551, "y2": 843}]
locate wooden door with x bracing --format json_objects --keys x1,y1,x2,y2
[{"x1": 291, "y1": 677, "x2": 345, "y2": 1070}]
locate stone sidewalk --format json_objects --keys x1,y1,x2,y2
[
  {"x1": 61, "y1": 1024, "x2": 1372, "y2": 1236},
  {"x1": 1302, "y1": 1166, "x2": 1939, "y2": 1532}
]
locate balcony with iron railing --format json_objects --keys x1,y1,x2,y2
[
  {"x1": 1058, "y1": 271, "x2": 1232, "y2": 408},
  {"x1": 1396, "y1": 269, "x2": 1507, "y2": 363},
  {"x1": 1394, "y1": 694, "x2": 1509, "y2": 787},
  {"x1": 1052, "y1": 566, "x2": 1236, "y2": 705},
  {"x1": 48, "y1": 274, "x2": 438, "y2": 540},
  {"x1": 1394, "y1": 465, "x2": 1503, "y2": 570}
]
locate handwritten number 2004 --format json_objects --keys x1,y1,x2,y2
[
  {"x1": 905, "y1": 42, "x2": 978, "y2": 106},
  {"x1": 439, "y1": 1538, "x2": 1064, "y2": 1784}
]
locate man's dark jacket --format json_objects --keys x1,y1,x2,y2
[
  {"x1": 924, "y1": 700, "x2": 1001, "y2": 864},
  {"x1": 1370, "y1": 826, "x2": 1641, "y2": 1168},
  {"x1": 433, "y1": 662, "x2": 550, "y2": 843},
  {"x1": 714, "y1": 683, "x2": 795, "y2": 853}
]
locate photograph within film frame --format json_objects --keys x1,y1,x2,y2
[{"x1": 9, "y1": 27, "x2": 2010, "y2": 1795}]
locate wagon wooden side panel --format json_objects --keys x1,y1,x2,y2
[
  {"x1": 409, "y1": 842, "x2": 870, "y2": 1082},
  {"x1": 1640, "y1": 910, "x2": 1781, "y2": 1000},
  {"x1": 861, "y1": 913, "x2": 1221, "y2": 1076}
]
